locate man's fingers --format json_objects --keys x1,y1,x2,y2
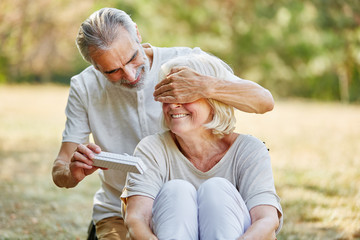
[
  {"x1": 154, "y1": 76, "x2": 172, "y2": 92},
  {"x1": 155, "y1": 67, "x2": 187, "y2": 90},
  {"x1": 156, "y1": 82, "x2": 174, "y2": 92},
  {"x1": 154, "y1": 81, "x2": 175, "y2": 98},
  {"x1": 87, "y1": 143, "x2": 101, "y2": 154},
  {"x1": 154, "y1": 66, "x2": 201, "y2": 102},
  {"x1": 169, "y1": 66, "x2": 187, "y2": 75},
  {"x1": 76, "y1": 144, "x2": 92, "y2": 156},
  {"x1": 71, "y1": 158, "x2": 93, "y2": 169},
  {"x1": 72, "y1": 151, "x2": 93, "y2": 166},
  {"x1": 154, "y1": 82, "x2": 199, "y2": 103},
  {"x1": 155, "y1": 95, "x2": 177, "y2": 103},
  {"x1": 76, "y1": 143, "x2": 99, "y2": 159}
]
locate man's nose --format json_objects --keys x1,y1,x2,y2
[{"x1": 123, "y1": 66, "x2": 137, "y2": 83}]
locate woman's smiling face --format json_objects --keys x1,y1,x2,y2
[{"x1": 162, "y1": 99, "x2": 213, "y2": 136}]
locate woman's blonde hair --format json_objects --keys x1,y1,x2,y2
[{"x1": 159, "y1": 53, "x2": 236, "y2": 137}]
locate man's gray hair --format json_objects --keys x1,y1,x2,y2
[
  {"x1": 76, "y1": 8, "x2": 138, "y2": 63},
  {"x1": 159, "y1": 53, "x2": 236, "y2": 137}
]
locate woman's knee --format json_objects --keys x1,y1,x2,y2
[
  {"x1": 198, "y1": 177, "x2": 233, "y2": 196},
  {"x1": 160, "y1": 179, "x2": 196, "y2": 197},
  {"x1": 152, "y1": 180, "x2": 198, "y2": 238},
  {"x1": 155, "y1": 179, "x2": 197, "y2": 207},
  {"x1": 198, "y1": 177, "x2": 244, "y2": 208},
  {"x1": 200, "y1": 177, "x2": 231, "y2": 188}
]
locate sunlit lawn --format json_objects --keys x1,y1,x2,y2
[{"x1": 0, "y1": 85, "x2": 359, "y2": 239}]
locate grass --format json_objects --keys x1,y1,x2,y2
[
  {"x1": 0, "y1": 85, "x2": 99, "y2": 239},
  {"x1": 235, "y1": 100, "x2": 360, "y2": 240},
  {"x1": 0, "y1": 84, "x2": 359, "y2": 239}
]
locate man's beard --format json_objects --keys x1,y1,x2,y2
[{"x1": 111, "y1": 48, "x2": 150, "y2": 91}]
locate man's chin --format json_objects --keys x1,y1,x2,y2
[
  {"x1": 124, "y1": 82, "x2": 145, "y2": 91},
  {"x1": 110, "y1": 79, "x2": 145, "y2": 91}
]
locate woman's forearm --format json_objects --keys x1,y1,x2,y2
[
  {"x1": 125, "y1": 195, "x2": 157, "y2": 240},
  {"x1": 239, "y1": 205, "x2": 280, "y2": 240},
  {"x1": 238, "y1": 217, "x2": 278, "y2": 240},
  {"x1": 126, "y1": 220, "x2": 158, "y2": 240}
]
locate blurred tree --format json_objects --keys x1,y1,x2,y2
[
  {"x1": 0, "y1": 0, "x2": 95, "y2": 83},
  {"x1": 0, "y1": 0, "x2": 359, "y2": 102},
  {"x1": 129, "y1": 0, "x2": 360, "y2": 102},
  {"x1": 312, "y1": 0, "x2": 360, "y2": 102}
]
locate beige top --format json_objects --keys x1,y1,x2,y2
[{"x1": 121, "y1": 131, "x2": 283, "y2": 232}]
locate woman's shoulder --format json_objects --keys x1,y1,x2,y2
[
  {"x1": 233, "y1": 134, "x2": 268, "y2": 151},
  {"x1": 137, "y1": 131, "x2": 171, "y2": 148}
]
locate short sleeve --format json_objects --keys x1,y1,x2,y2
[
  {"x1": 236, "y1": 135, "x2": 283, "y2": 233},
  {"x1": 121, "y1": 134, "x2": 167, "y2": 200},
  {"x1": 62, "y1": 77, "x2": 91, "y2": 144}
]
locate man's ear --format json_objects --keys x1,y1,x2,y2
[{"x1": 135, "y1": 24, "x2": 142, "y2": 43}]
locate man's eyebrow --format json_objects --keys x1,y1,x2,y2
[
  {"x1": 126, "y1": 50, "x2": 138, "y2": 64},
  {"x1": 103, "y1": 50, "x2": 138, "y2": 75},
  {"x1": 104, "y1": 68, "x2": 119, "y2": 74}
]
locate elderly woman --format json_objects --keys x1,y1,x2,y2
[{"x1": 121, "y1": 53, "x2": 283, "y2": 240}]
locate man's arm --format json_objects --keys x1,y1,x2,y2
[
  {"x1": 238, "y1": 205, "x2": 280, "y2": 240},
  {"x1": 124, "y1": 195, "x2": 158, "y2": 240},
  {"x1": 52, "y1": 142, "x2": 101, "y2": 188},
  {"x1": 153, "y1": 66, "x2": 274, "y2": 114}
]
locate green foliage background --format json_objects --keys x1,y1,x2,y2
[{"x1": 1, "y1": 0, "x2": 359, "y2": 102}]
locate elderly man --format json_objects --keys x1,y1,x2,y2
[{"x1": 52, "y1": 7, "x2": 274, "y2": 240}]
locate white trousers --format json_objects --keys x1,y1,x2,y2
[{"x1": 152, "y1": 177, "x2": 251, "y2": 240}]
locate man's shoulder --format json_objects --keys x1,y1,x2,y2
[
  {"x1": 66, "y1": 66, "x2": 110, "y2": 101},
  {"x1": 72, "y1": 65, "x2": 100, "y2": 81},
  {"x1": 153, "y1": 45, "x2": 205, "y2": 62},
  {"x1": 156, "y1": 45, "x2": 203, "y2": 55},
  {"x1": 70, "y1": 65, "x2": 106, "y2": 89}
]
